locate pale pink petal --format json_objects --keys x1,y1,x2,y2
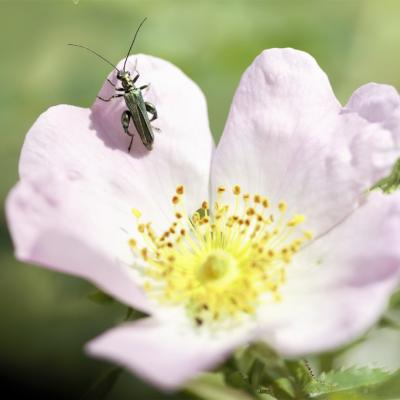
[
  {"x1": 346, "y1": 83, "x2": 400, "y2": 123},
  {"x1": 19, "y1": 54, "x2": 214, "y2": 232},
  {"x1": 6, "y1": 173, "x2": 153, "y2": 313},
  {"x1": 212, "y1": 49, "x2": 399, "y2": 236},
  {"x1": 8, "y1": 54, "x2": 213, "y2": 311},
  {"x1": 257, "y1": 191, "x2": 400, "y2": 355},
  {"x1": 345, "y1": 82, "x2": 400, "y2": 147},
  {"x1": 86, "y1": 318, "x2": 251, "y2": 390}
]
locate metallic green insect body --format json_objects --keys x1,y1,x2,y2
[{"x1": 69, "y1": 18, "x2": 158, "y2": 151}]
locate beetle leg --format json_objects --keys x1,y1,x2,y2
[
  {"x1": 132, "y1": 72, "x2": 140, "y2": 84},
  {"x1": 97, "y1": 93, "x2": 124, "y2": 102},
  {"x1": 106, "y1": 79, "x2": 116, "y2": 87},
  {"x1": 121, "y1": 110, "x2": 134, "y2": 151},
  {"x1": 145, "y1": 101, "x2": 158, "y2": 122},
  {"x1": 139, "y1": 84, "x2": 150, "y2": 92}
]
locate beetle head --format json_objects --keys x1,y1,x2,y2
[
  {"x1": 117, "y1": 70, "x2": 130, "y2": 80},
  {"x1": 117, "y1": 70, "x2": 133, "y2": 88}
]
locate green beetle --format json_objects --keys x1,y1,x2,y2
[{"x1": 69, "y1": 18, "x2": 158, "y2": 151}]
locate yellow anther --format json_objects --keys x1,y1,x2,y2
[
  {"x1": 291, "y1": 243, "x2": 300, "y2": 252},
  {"x1": 131, "y1": 208, "x2": 142, "y2": 218},
  {"x1": 144, "y1": 281, "x2": 152, "y2": 291},
  {"x1": 128, "y1": 186, "x2": 313, "y2": 325},
  {"x1": 246, "y1": 208, "x2": 255, "y2": 216},
  {"x1": 172, "y1": 195, "x2": 180, "y2": 205},
  {"x1": 304, "y1": 230, "x2": 313, "y2": 240},
  {"x1": 141, "y1": 248, "x2": 149, "y2": 260},
  {"x1": 176, "y1": 185, "x2": 185, "y2": 195},
  {"x1": 263, "y1": 232, "x2": 271, "y2": 241},
  {"x1": 287, "y1": 214, "x2": 306, "y2": 227},
  {"x1": 278, "y1": 201, "x2": 287, "y2": 213}
]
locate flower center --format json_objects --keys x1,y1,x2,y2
[
  {"x1": 129, "y1": 185, "x2": 313, "y2": 325},
  {"x1": 198, "y1": 249, "x2": 238, "y2": 285}
]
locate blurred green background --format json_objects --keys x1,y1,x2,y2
[{"x1": 1, "y1": 0, "x2": 400, "y2": 399}]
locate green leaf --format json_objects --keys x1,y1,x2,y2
[
  {"x1": 371, "y1": 158, "x2": 400, "y2": 193},
  {"x1": 306, "y1": 366, "x2": 391, "y2": 397},
  {"x1": 285, "y1": 359, "x2": 314, "y2": 386},
  {"x1": 225, "y1": 370, "x2": 250, "y2": 390},
  {"x1": 366, "y1": 368, "x2": 400, "y2": 399},
  {"x1": 223, "y1": 347, "x2": 290, "y2": 398},
  {"x1": 88, "y1": 290, "x2": 114, "y2": 305},
  {"x1": 248, "y1": 343, "x2": 281, "y2": 365},
  {"x1": 389, "y1": 290, "x2": 400, "y2": 309},
  {"x1": 254, "y1": 395, "x2": 278, "y2": 400},
  {"x1": 248, "y1": 343, "x2": 289, "y2": 380},
  {"x1": 273, "y1": 377, "x2": 296, "y2": 398},
  {"x1": 249, "y1": 359, "x2": 266, "y2": 388},
  {"x1": 379, "y1": 314, "x2": 400, "y2": 330},
  {"x1": 184, "y1": 373, "x2": 253, "y2": 400}
]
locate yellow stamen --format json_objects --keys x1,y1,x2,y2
[
  {"x1": 176, "y1": 185, "x2": 184, "y2": 195},
  {"x1": 128, "y1": 184, "x2": 313, "y2": 325},
  {"x1": 132, "y1": 208, "x2": 142, "y2": 218}
]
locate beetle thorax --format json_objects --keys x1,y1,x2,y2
[
  {"x1": 121, "y1": 77, "x2": 133, "y2": 90},
  {"x1": 117, "y1": 72, "x2": 133, "y2": 90}
]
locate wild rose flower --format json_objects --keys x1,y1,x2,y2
[{"x1": 6, "y1": 49, "x2": 400, "y2": 390}]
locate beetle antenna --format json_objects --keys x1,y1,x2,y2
[
  {"x1": 68, "y1": 44, "x2": 120, "y2": 72},
  {"x1": 123, "y1": 17, "x2": 147, "y2": 72}
]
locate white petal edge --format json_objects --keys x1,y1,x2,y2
[
  {"x1": 86, "y1": 318, "x2": 253, "y2": 391},
  {"x1": 6, "y1": 173, "x2": 153, "y2": 313},
  {"x1": 212, "y1": 48, "x2": 399, "y2": 237},
  {"x1": 19, "y1": 54, "x2": 214, "y2": 233},
  {"x1": 257, "y1": 191, "x2": 400, "y2": 356}
]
